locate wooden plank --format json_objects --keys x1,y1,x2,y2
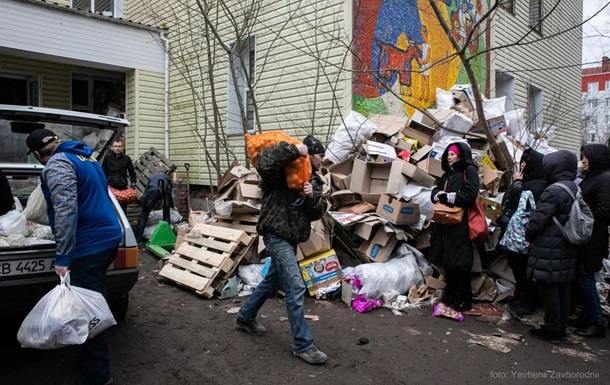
[
  {"x1": 159, "y1": 264, "x2": 210, "y2": 292},
  {"x1": 167, "y1": 255, "x2": 218, "y2": 279},
  {"x1": 213, "y1": 221, "x2": 257, "y2": 234},
  {"x1": 184, "y1": 235, "x2": 238, "y2": 253},
  {"x1": 176, "y1": 243, "x2": 228, "y2": 267},
  {"x1": 192, "y1": 223, "x2": 251, "y2": 245},
  {"x1": 216, "y1": 214, "x2": 260, "y2": 223}
]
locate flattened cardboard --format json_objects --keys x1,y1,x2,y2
[
  {"x1": 353, "y1": 217, "x2": 381, "y2": 240},
  {"x1": 399, "y1": 159, "x2": 436, "y2": 188},
  {"x1": 376, "y1": 194, "x2": 420, "y2": 225},
  {"x1": 410, "y1": 145, "x2": 433, "y2": 164},
  {"x1": 239, "y1": 179, "x2": 263, "y2": 199},
  {"x1": 338, "y1": 202, "x2": 377, "y2": 214},
  {"x1": 368, "y1": 114, "x2": 408, "y2": 137}
]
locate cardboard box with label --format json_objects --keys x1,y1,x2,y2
[
  {"x1": 299, "y1": 250, "x2": 343, "y2": 296},
  {"x1": 376, "y1": 194, "x2": 420, "y2": 225},
  {"x1": 424, "y1": 145, "x2": 445, "y2": 178},
  {"x1": 402, "y1": 116, "x2": 437, "y2": 146},
  {"x1": 368, "y1": 114, "x2": 408, "y2": 137},
  {"x1": 359, "y1": 226, "x2": 398, "y2": 263}
]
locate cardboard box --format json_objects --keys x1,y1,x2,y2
[
  {"x1": 359, "y1": 226, "x2": 398, "y2": 263},
  {"x1": 376, "y1": 194, "x2": 420, "y2": 225},
  {"x1": 410, "y1": 145, "x2": 433, "y2": 165},
  {"x1": 487, "y1": 115, "x2": 508, "y2": 136},
  {"x1": 299, "y1": 250, "x2": 343, "y2": 296},
  {"x1": 479, "y1": 196, "x2": 502, "y2": 223},
  {"x1": 298, "y1": 220, "x2": 331, "y2": 259},
  {"x1": 398, "y1": 159, "x2": 437, "y2": 188},
  {"x1": 423, "y1": 274, "x2": 446, "y2": 290},
  {"x1": 364, "y1": 140, "x2": 397, "y2": 163},
  {"x1": 414, "y1": 227, "x2": 432, "y2": 249},
  {"x1": 450, "y1": 84, "x2": 476, "y2": 111},
  {"x1": 424, "y1": 145, "x2": 445, "y2": 178},
  {"x1": 368, "y1": 114, "x2": 408, "y2": 137},
  {"x1": 353, "y1": 217, "x2": 381, "y2": 240},
  {"x1": 402, "y1": 117, "x2": 437, "y2": 146},
  {"x1": 443, "y1": 112, "x2": 473, "y2": 133},
  {"x1": 396, "y1": 137, "x2": 418, "y2": 153},
  {"x1": 238, "y1": 179, "x2": 262, "y2": 200},
  {"x1": 329, "y1": 155, "x2": 355, "y2": 190},
  {"x1": 341, "y1": 279, "x2": 358, "y2": 306},
  {"x1": 350, "y1": 159, "x2": 392, "y2": 204}
]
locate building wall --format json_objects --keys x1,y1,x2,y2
[
  {"x1": 491, "y1": 1, "x2": 582, "y2": 151},
  {"x1": 125, "y1": 0, "x2": 350, "y2": 186},
  {"x1": 352, "y1": 0, "x2": 489, "y2": 118}
]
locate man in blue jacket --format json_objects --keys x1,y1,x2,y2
[{"x1": 26, "y1": 128, "x2": 120, "y2": 385}]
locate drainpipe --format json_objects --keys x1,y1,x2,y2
[{"x1": 160, "y1": 31, "x2": 170, "y2": 159}]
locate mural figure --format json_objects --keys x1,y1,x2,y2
[
  {"x1": 418, "y1": 25, "x2": 431, "y2": 102},
  {"x1": 376, "y1": 34, "x2": 421, "y2": 97}
]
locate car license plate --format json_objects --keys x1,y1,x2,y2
[{"x1": 0, "y1": 258, "x2": 55, "y2": 277}]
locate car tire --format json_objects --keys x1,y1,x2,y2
[{"x1": 109, "y1": 295, "x2": 129, "y2": 322}]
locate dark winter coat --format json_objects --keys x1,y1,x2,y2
[
  {"x1": 525, "y1": 150, "x2": 579, "y2": 283},
  {"x1": 0, "y1": 169, "x2": 14, "y2": 217},
  {"x1": 101, "y1": 152, "x2": 136, "y2": 190},
  {"x1": 502, "y1": 148, "x2": 547, "y2": 213},
  {"x1": 579, "y1": 144, "x2": 610, "y2": 274},
  {"x1": 429, "y1": 142, "x2": 479, "y2": 271},
  {"x1": 256, "y1": 142, "x2": 327, "y2": 246}
]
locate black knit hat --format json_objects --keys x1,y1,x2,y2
[{"x1": 303, "y1": 135, "x2": 325, "y2": 155}]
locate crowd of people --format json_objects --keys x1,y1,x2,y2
[{"x1": 429, "y1": 142, "x2": 610, "y2": 345}]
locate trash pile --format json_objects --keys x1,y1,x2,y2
[{"x1": 157, "y1": 84, "x2": 600, "y2": 322}]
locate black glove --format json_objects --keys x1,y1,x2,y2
[{"x1": 437, "y1": 193, "x2": 448, "y2": 204}]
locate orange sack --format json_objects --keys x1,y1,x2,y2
[
  {"x1": 245, "y1": 131, "x2": 312, "y2": 191},
  {"x1": 109, "y1": 186, "x2": 137, "y2": 205}
]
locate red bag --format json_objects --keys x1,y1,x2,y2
[{"x1": 468, "y1": 199, "x2": 489, "y2": 244}]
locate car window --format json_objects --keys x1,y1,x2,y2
[
  {"x1": 8, "y1": 175, "x2": 39, "y2": 201},
  {"x1": 0, "y1": 119, "x2": 115, "y2": 163}
]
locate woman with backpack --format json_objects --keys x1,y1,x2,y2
[
  {"x1": 500, "y1": 149, "x2": 546, "y2": 318},
  {"x1": 525, "y1": 150, "x2": 580, "y2": 344},
  {"x1": 570, "y1": 144, "x2": 610, "y2": 338},
  {"x1": 429, "y1": 142, "x2": 479, "y2": 312}
]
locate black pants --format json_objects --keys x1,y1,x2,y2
[
  {"x1": 445, "y1": 269, "x2": 472, "y2": 305},
  {"x1": 538, "y1": 281, "x2": 571, "y2": 334},
  {"x1": 135, "y1": 186, "x2": 173, "y2": 242},
  {"x1": 506, "y1": 251, "x2": 537, "y2": 306}
]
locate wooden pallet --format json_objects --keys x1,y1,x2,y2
[
  {"x1": 134, "y1": 147, "x2": 176, "y2": 198},
  {"x1": 159, "y1": 223, "x2": 252, "y2": 298},
  {"x1": 211, "y1": 214, "x2": 260, "y2": 235}
]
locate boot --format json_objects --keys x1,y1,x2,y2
[
  {"x1": 574, "y1": 324, "x2": 606, "y2": 338},
  {"x1": 567, "y1": 314, "x2": 588, "y2": 328},
  {"x1": 529, "y1": 328, "x2": 562, "y2": 345}
]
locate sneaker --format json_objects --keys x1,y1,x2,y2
[
  {"x1": 293, "y1": 346, "x2": 327, "y2": 365},
  {"x1": 574, "y1": 324, "x2": 606, "y2": 338},
  {"x1": 529, "y1": 328, "x2": 562, "y2": 345},
  {"x1": 234, "y1": 318, "x2": 266, "y2": 336}
]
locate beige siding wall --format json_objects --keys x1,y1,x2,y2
[
  {"x1": 54, "y1": 0, "x2": 71, "y2": 7},
  {"x1": 124, "y1": 69, "x2": 166, "y2": 158},
  {"x1": 126, "y1": 0, "x2": 350, "y2": 186},
  {"x1": 0, "y1": 54, "x2": 71, "y2": 109},
  {"x1": 492, "y1": 2, "x2": 582, "y2": 151}
]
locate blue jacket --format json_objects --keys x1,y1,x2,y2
[{"x1": 41, "y1": 141, "x2": 122, "y2": 266}]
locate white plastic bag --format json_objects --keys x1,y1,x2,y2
[
  {"x1": 435, "y1": 88, "x2": 455, "y2": 109},
  {"x1": 25, "y1": 185, "x2": 49, "y2": 226},
  {"x1": 0, "y1": 197, "x2": 27, "y2": 237},
  {"x1": 17, "y1": 273, "x2": 116, "y2": 349},
  {"x1": 326, "y1": 111, "x2": 377, "y2": 164},
  {"x1": 71, "y1": 284, "x2": 117, "y2": 340},
  {"x1": 17, "y1": 274, "x2": 89, "y2": 349}
]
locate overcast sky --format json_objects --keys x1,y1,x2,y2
[{"x1": 583, "y1": 1, "x2": 610, "y2": 66}]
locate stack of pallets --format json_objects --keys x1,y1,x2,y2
[
  {"x1": 159, "y1": 223, "x2": 254, "y2": 298},
  {"x1": 133, "y1": 147, "x2": 176, "y2": 199}
]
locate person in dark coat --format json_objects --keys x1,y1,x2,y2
[
  {"x1": 430, "y1": 141, "x2": 479, "y2": 311},
  {"x1": 525, "y1": 150, "x2": 580, "y2": 344},
  {"x1": 0, "y1": 169, "x2": 14, "y2": 217},
  {"x1": 571, "y1": 144, "x2": 610, "y2": 338},
  {"x1": 134, "y1": 173, "x2": 174, "y2": 243},
  {"x1": 500, "y1": 149, "x2": 546, "y2": 318}
]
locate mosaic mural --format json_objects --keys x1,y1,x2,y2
[{"x1": 353, "y1": 0, "x2": 489, "y2": 117}]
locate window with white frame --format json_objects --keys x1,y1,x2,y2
[
  {"x1": 72, "y1": 0, "x2": 123, "y2": 18},
  {"x1": 529, "y1": 0, "x2": 543, "y2": 34},
  {"x1": 605, "y1": 80, "x2": 610, "y2": 90},
  {"x1": 528, "y1": 83, "x2": 543, "y2": 131},
  {"x1": 588, "y1": 82, "x2": 599, "y2": 92},
  {"x1": 226, "y1": 36, "x2": 256, "y2": 136},
  {"x1": 0, "y1": 73, "x2": 40, "y2": 106}
]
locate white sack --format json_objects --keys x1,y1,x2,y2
[{"x1": 326, "y1": 111, "x2": 377, "y2": 164}]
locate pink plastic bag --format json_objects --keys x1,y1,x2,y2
[
  {"x1": 432, "y1": 302, "x2": 465, "y2": 322},
  {"x1": 352, "y1": 294, "x2": 382, "y2": 313}
]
